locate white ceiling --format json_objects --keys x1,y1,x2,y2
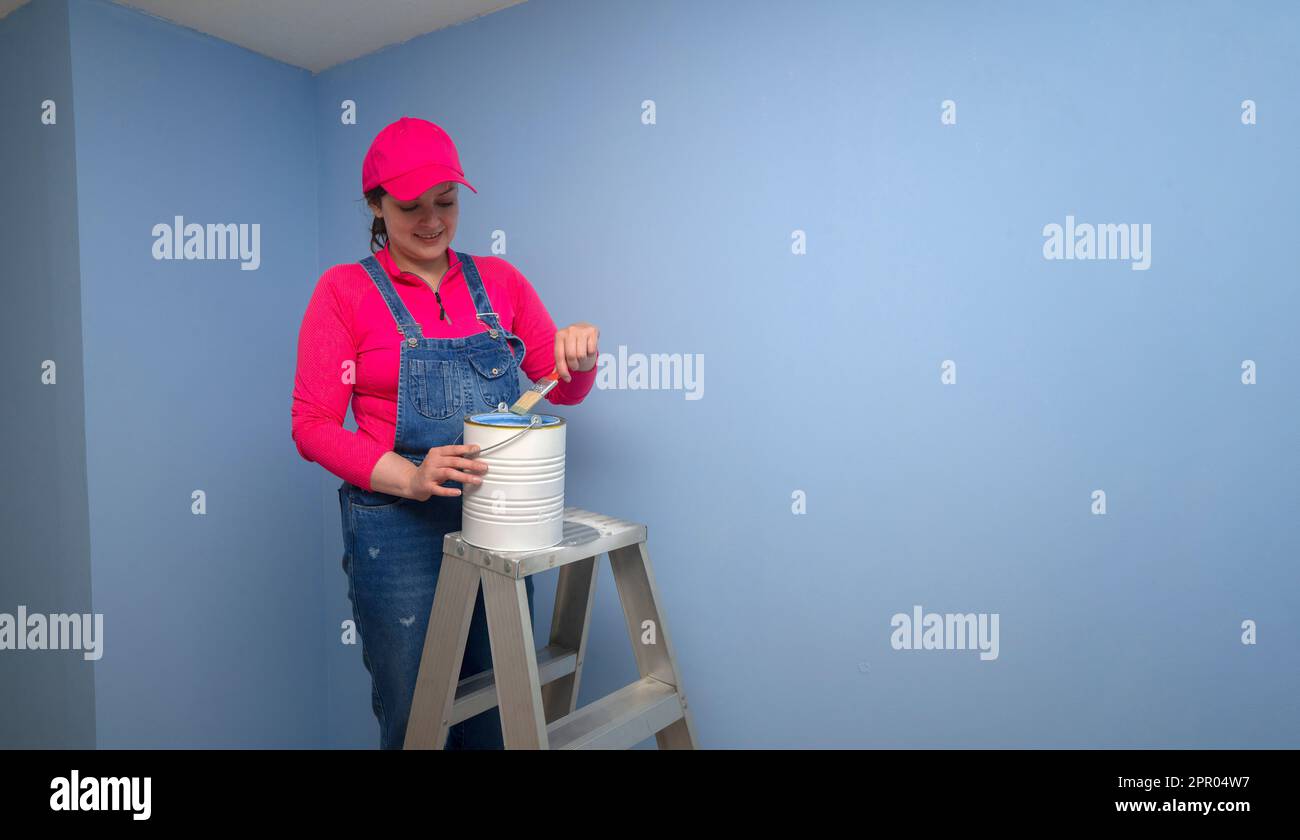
[{"x1": 0, "y1": 0, "x2": 528, "y2": 74}]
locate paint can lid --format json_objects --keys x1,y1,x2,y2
[{"x1": 466, "y1": 412, "x2": 564, "y2": 428}]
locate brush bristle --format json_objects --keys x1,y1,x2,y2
[{"x1": 508, "y1": 389, "x2": 543, "y2": 415}]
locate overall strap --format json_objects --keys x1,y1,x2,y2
[
  {"x1": 359, "y1": 254, "x2": 425, "y2": 345},
  {"x1": 455, "y1": 251, "x2": 528, "y2": 363}
]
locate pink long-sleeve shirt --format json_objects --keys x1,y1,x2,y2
[{"x1": 292, "y1": 243, "x2": 596, "y2": 490}]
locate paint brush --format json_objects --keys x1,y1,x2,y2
[{"x1": 508, "y1": 368, "x2": 561, "y2": 415}]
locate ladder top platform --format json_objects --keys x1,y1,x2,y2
[{"x1": 443, "y1": 507, "x2": 647, "y2": 578}]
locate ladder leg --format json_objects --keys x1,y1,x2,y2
[
  {"x1": 405, "y1": 552, "x2": 482, "y2": 750},
  {"x1": 541, "y1": 555, "x2": 599, "y2": 723},
  {"x1": 607, "y1": 541, "x2": 698, "y2": 749},
  {"x1": 481, "y1": 570, "x2": 548, "y2": 748}
]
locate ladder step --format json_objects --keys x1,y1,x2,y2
[
  {"x1": 448, "y1": 644, "x2": 577, "y2": 725},
  {"x1": 547, "y1": 677, "x2": 683, "y2": 750}
]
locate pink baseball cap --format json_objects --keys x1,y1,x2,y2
[{"x1": 362, "y1": 116, "x2": 477, "y2": 201}]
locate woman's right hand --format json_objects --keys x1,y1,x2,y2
[{"x1": 406, "y1": 444, "x2": 488, "y2": 500}]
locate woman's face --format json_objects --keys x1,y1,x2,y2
[{"x1": 374, "y1": 181, "x2": 459, "y2": 264}]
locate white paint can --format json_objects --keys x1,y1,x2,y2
[{"x1": 461, "y1": 411, "x2": 566, "y2": 551}]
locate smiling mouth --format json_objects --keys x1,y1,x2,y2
[{"x1": 415, "y1": 231, "x2": 442, "y2": 241}]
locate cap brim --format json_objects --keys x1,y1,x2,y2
[{"x1": 383, "y1": 164, "x2": 477, "y2": 201}]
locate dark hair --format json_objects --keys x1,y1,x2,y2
[{"x1": 363, "y1": 186, "x2": 388, "y2": 253}]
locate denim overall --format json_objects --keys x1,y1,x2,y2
[{"x1": 337, "y1": 249, "x2": 538, "y2": 750}]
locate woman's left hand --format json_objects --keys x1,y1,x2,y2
[{"x1": 554, "y1": 322, "x2": 599, "y2": 382}]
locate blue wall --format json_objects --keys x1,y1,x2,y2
[
  {"x1": 65, "y1": 0, "x2": 324, "y2": 746},
  {"x1": 4, "y1": 0, "x2": 1296, "y2": 747},
  {"x1": 315, "y1": 0, "x2": 1300, "y2": 747},
  {"x1": 0, "y1": 0, "x2": 96, "y2": 749}
]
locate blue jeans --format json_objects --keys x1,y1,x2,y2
[{"x1": 339, "y1": 481, "x2": 537, "y2": 749}]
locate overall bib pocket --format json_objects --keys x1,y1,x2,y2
[
  {"x1": 408, "y1": 358, "x2": 461, "y2": 420},
  {"x1": 468, "y1": 348, "x2": 518, "y2": 409}
]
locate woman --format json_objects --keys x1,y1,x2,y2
[{"x1": 291, "y1": 116, "x2": 600, "y2": 749}]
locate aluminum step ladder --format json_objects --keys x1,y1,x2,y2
[{"x1": 404, "y1": 508, "x2": 698, "y2": 750}]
